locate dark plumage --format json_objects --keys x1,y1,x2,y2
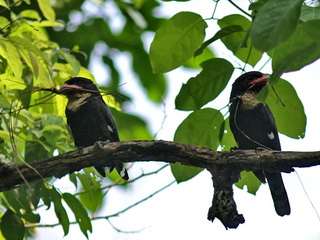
[
  {"x1": 229, "y1": 71, "x2": 290, "y2": 216},
  {"x1": 60, "y1": 77, "x2": 128, "y2": 180}
]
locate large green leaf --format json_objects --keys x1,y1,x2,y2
[
  {"x1": 111, "y1": 110, "x2": 153, "y2": 141},
  {"x1": 0, "y1": 209, "x2": 25, "y2": 240},
  {"x1": 271, "y1": 20, "x2": 320, "y2": 80},
  {"x1": 220, "y1": 117, "x2": 237, "y2": 151},
  {"x1": 172, "y1": 108, "x2": 224, "y2": 182},
  {"x1": 266, "y1": 79, "x2": 306, "y2": 139},
  {"x1": 175, "y1": 58, "x2": 234, "y2": 110},
  {"x1": 185, "y1": 47, "x2": 215, "y2": 69},
  {"x1": 37, "y1": 0, "x2": 56, "y2": 22},
  {"x1": 170, "y1": 162, "x2": 203, "y2": 183},
  {"x1": 235, "y1": 171, "x2": 262, "y2": 195},
  {"x1": 250, "y1": 0, "x2": 304, "y2": 51},
  {"x1": 50, "y1": 187, "x2": 70, "y2": 236},
  {"x1": 150, "y1": 12, "x2": 207, "y2": 73},
  {"x1": 194, "y1": 25, "x2": 243, "y2": 57},
  {"x1": 0, "y1": 40, "x2": 23, "y2": 78},
  {"x1": 76, "y1": 171, "x2": 103, "y2": 213},
  {"x1": 300, "y1": 5, "x2": 320, "y2": 21},
  {"x1": 218, "y1": 15, "x2": 262, "y2": 66},
  {"x1": 131, "y1": 47, "x2": 167, "y2": 102},
  {"x1": 63, "y1": 193, "x2": 92, "y2": 238}
]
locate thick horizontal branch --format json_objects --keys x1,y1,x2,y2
[{"x1": 0, "y1": 140, "x2": 320, "y2": 192}]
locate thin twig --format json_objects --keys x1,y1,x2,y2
[
  {"x1": 227, "y1": 0, "x2": 252, "y2": 18},
  {"x1": 26, "y1": 180, "x2": 176, "y2": 229}
]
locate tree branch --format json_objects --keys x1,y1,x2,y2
[{"x1": 1, "y1": 140, "x2": 320, "y2": 229}]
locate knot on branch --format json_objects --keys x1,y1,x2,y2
[{"x1": 207, "y1": 164, "x2": 244, "y2": 229}]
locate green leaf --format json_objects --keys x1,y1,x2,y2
[
  {"x1": 174, "y1": 108, "x2": 224, "y2": 149},
  {"x1": 0, "y1": 0, "x2": 9, "y2": 9},
  {"x1": 218, "y1": 15, "x2": 262, "y2": 66},
  {"x1": 0, "y1": 209, "x2": 25, "y2": 240},
  {"x1": 250, "y1": 0, "x2": 304, "y2": 51},
  {"x1": 21, "y1": 211, "x2": 40, "y2": 223},
  {"x1": 0, "y1": 16, "x2": 10, "y2": 28},
  {"x1": 0, "y1": 40, "x2": 23, "y2": 78},
  {"x1": 42, "y1": 125, "x2": 64, "y2": 146},
  {"x1": 111, "y1": 110, "x2": 153, "y2": 141},
  {"x1": 235, "y1": 171, "x2": 262, "y2": 195},
  {"x1": 271, "y1": 20, "x2": 320, "y2": 78},
  {"x1": 50, "y1": 187, "x2": 70, "y2": 236},
  {"x1": 150, "y1": 12, "x2": 207, "y2": 73},
  {"x1": 131, "y1": 47, "x2": 166, "y2": 102},
  {"x1": 266, "y1": 79, "x2": 306, "y2": 139},
  {"x1": 3, "y1": 182, "x2": 41, "y2": 213},
  {"x1": 300, "y1": 5, "x2": 320, "y2": 21},
  {"x1": 170, "y1": 163, "x2": 203, "y2": 183},
  {"x1": 185, "y1": 47, "x2": 215, "y2": 69},
  {"x1": 175, "y1": 58, "x2": 234, "y2": 110},
  {"x1": 194, "y1": 25, "x2": 243, "y2": 57},
  {"x1": 172, "y1": 108, "x2": 224, "y2": 182},
  {"x1": 63, "y1": 193, "x2": 92, "y2": 238},
  {"x1": 37, "y1": 0, "x2": 56, "y2": 22},
  {"x1": 60, "y1": 51, "x2": 81, "y2": 75},
  {"x1": 78, "y1": 188, "x2": 103, "y2": 213},
  {"x1": 19, "y1": 10, "x2": 41, "y2": 20},
  {"x1": 40, "y1": 183, "x2": 52, "y2": 209},
  {"x1": 76, "y1": 171, "x2": 103, "y2": 213},
  {"x1": 220, "y1": 117, "x2": 237, "y2": 151}
]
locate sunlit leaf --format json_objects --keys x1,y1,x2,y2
[
  {"x1": 0, "y1": 16, "x2": 10, "y2": 28},
  {"x1": 185, "y1": 47, "x2": 215, "y2": 69},
  {"x1": 37, "y1": 0, "x2": 56, "y2": 22},
  {"x1": 0, "y1": 40, "x2": 23, "y2": 78},
  {"x1": 266, "y1": 79, "x2": 306, "y2": 139},
  {"x1": 150, "y1": 12, "x2": 207, "y2": 73},
  {"x1": 0, "y1": 0, "x2": 9, "y2": 9}
]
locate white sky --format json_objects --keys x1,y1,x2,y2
[{"x1": 35, "y1": 1, "x2": 320, "y2": 239}]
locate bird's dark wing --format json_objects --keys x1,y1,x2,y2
[
  {"x1": 229, "y1": 100, "x2": 280, "y2": 150},
  {"x1": 99, "y1": 99, "x2": 120, "y2": 142}
]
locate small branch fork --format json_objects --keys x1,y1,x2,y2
[{"x1": 1, "y1": 140, "x2": 320, "y2": 228}]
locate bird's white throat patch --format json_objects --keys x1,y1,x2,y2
[
  {"x1": 66, "y1": 93, "x2": 91, "y2": 112},
  {"x1": 238, "y1": 92, "x2": 261, "y2": 110}
]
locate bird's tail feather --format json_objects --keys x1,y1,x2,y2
[{"x1": 266, "y1": 172, "x2": 290, "y2": 216}]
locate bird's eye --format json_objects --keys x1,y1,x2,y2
[{"x1": 78, "y1": 80, "x2": 83, "y2": 84}]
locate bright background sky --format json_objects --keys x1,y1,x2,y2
[{"x1": 35, "y1": 1, "x2": 320, "y2": 239}]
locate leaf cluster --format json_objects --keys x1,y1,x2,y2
[
  {"x1": 0, "y1": 0, "x2": 157, "y2": 239},
  {"x1": 150, "y1": 0, "x2": 312, "y2": 191}
]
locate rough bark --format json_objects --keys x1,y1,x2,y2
[{"x1": 1, "y1": 140, "x2": 320, "y2": 228}]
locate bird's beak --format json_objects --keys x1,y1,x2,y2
[
  {"x1": 249, "y1": 74, "x2": 269, "y2": 85},
  {"x1": 60, "y1": 84, "x2": 83, "y2": 94}
]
